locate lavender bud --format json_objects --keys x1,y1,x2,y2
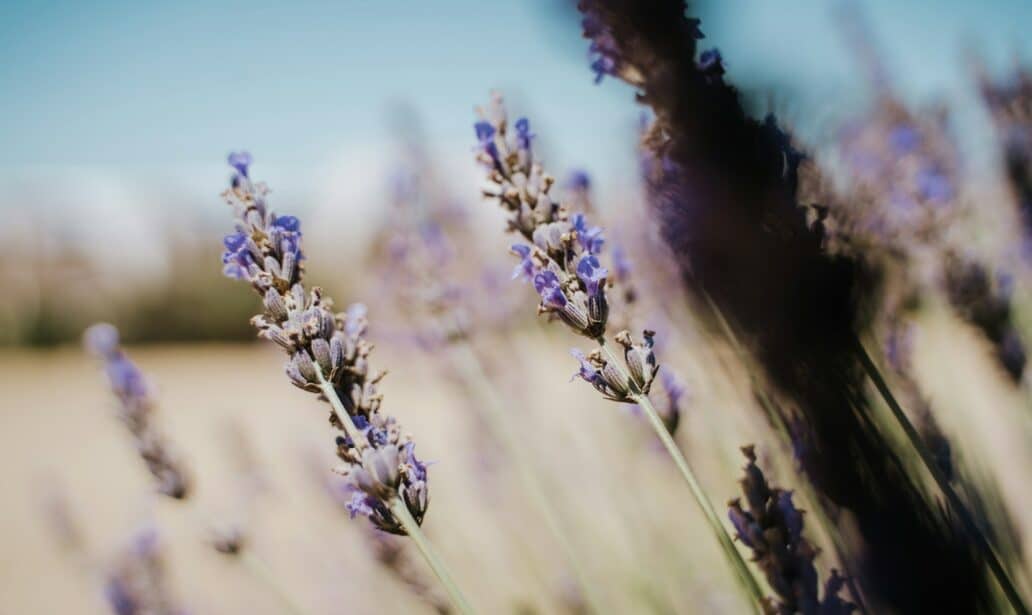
[
  {"x1": 330, "y1": 335, "x2": 345, "y2": 372},
  {"x1": 263, "y1": 288, "x2": 288, "y2": 321},
  {"x1": 311, "y1": 338, "x2": 333, "y2": 374},
  {"x1": 292, "y1": 350, "x2": 318, "y2": 383},
  {"x1": 601, "y1": 359, "x2": 631, "y2": 398}
]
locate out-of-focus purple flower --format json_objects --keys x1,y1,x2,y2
[
  {"x1": 660, "y1": 368, "x2": 684, "y2": 406},
  {"x1": 567, "y1": 170, "x2": 591, "y2": 191},
  {"x1": 889, "y1": 124, "x2": 920, "y2": 154},
  {"x1": 576, "y1": 254, "x2": 608, "y2": 296},
  {"x1": 916, "y1": 167, "x2": 953, "y2": 202},
  {"x1": 571, "y1": 213, "x2": 604, "y2": 254},
  {"x1": 104, "y1": 577, "x2": 137, "y2": 615},
  {"x1": 510, "y1": 244, "x2": 535, "y2": 281},
  {"x1": 345, "y1": 303, "x2": 368, "y2": 338},
  {"x1": 346, "y1": 490, "x2": 374, "y2": 519},
  {"x1": 612, "y1": 244, "x2": 632, "y2": 282},
  {"x1": 84, "y1": 323, "x2": 120, "y2": 358},
  {"x1": 227, "y1": 151, "x2": 253, "y2": 178},
  {"x1": 106, "y1": 356, "x2": 148, "y2": 400},
  {"x1": 514, "y1": 117, "x2": 534, "y2": 152},
  {"x1": 474, "y1": 121, "x2": 501, "y2": 168},
  {"x1": 534, "y1": 270, "x2": 568, "y2": 309},
  {"x1": 727, "y1": 501, "x2": 758, "y2": 550},
  {"x1": 777, "y1": 490, "x2": 804, "y2": 544}
]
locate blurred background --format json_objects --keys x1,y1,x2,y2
[{"x1": 2, "y1": 0, "x2": 1032, "y2": 613}]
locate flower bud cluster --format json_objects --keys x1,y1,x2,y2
[
  {"x1": 728, "y1": 446, "x2": 856, "y2": 615},
  {"x1": 474, "y1": 93, "x2": 611, "y2": 341},
  {"x1": 570, "y1": 330, "x2": 658, "y2": 402},
  {"x1": 221, "y1": 153, "x2": 428, "y2": 535}
]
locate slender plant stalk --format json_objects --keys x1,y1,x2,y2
[
  {"x1": 239, "y1": 550, "x2": 311, "y2": 615},
  {"x1": 315, "y1": 370, "x2": 370, "y2": 449},
  {"x1": 597, "y1": 342, "x2": 766, "y2": 613},
  {"x1": 854, "y1": 338, "x2": 1030, "y2": 615},
  {"x1": 317, "y1": 368, "x2": 475, "y2": 614},
  {"x1": 447, "y1": 340, "x2": 608, "y2": 615},
  {"x1": 389, "y1": 497, "x2": 475, "y2": 615},
  {"x1": 704, "y1": 293, "x2": 872, "y2": 613}
]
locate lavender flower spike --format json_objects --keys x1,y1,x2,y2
[
  {"x1": 729, "y1": 446, "x2": 856, "y2": 614},
  {"x1": 218, "y1": 152, "x2": 426, "y2": 535},
  {"x1": 218, "y1": 153, "x2": 472, "y2": 613},
  {"x1": 473, "y1": 91, "x2": 764, "y2": 608},
  {"x1": 83, "y1": 323, "x2": 190, "y2": 500}
]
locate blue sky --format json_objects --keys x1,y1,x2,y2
[{"x1": 0, "y1": 0, "x2": 1029, "y2": 216}]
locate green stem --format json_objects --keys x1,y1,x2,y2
[
  {"x1": 447, "y1": 341, "x2": 609, "y2": 615},
  {"x1": 239, "y1": 550, "x2": 311, "y2": 615},
  {"x1": 315, "y1": 367, "x2": 369, "y2": 450},
  {"x1": 597, "y1": 342, "x2": 766, "y2": 613},
  {"x1": 390, "y1": 497, "x2": 476, "y2": 615},
  {"x1": 316, "y1": 366, "x2": 474, "y2": 612},
  {"x1": 854, "y1": 338, "x2": 1030, "y2": 615}
]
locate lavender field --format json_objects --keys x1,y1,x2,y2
[{"x1": 3, "y1": 1, "x2": 1032, "y2": 613}]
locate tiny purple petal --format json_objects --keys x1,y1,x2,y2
[
  {"x1": 533, "y1": 270, "x2": 568, "y2": 309},
  {"x1": 227, "y1": 151, "x2": 253, "y2": 178},
  {"x1": 510, "y1": 244, "x2": 535, "y2": 281},
  {"x1": 576, "y1": 254, "x2": 608, "y2": 296}
]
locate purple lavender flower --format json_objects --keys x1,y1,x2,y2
[
  {"x1": 514, "y1": 117, "x2": 534, "y2": 152},
  {"x1": 916, "y1": 167, "x2": 953, "y2": 202},
  {"x1": 889, "y1": 124, "x2": 920, "y2": 154},
  {"x1": 346, "y1": 490, "x2": 375, "y2": 519},
  {"x1": 576, "y1": 254, "x2": 608, "y2": 296},
  {"x1": 220, "y1": 155, "x2": 429, "y2": 535},
  {"x1": 534, "y1": 270, "x2": 568, "y2": 309},
  {"x1": 227, "y1": 151, "x2": 253, "y2": 178},
  {"x1": 510, "y1": 244, "x2": 535, "y2": 280},
  {"x1": 567, "y1": 170, "x2": 591, "y2": 191},
  {"x1": 571, "y1": 213, "x2": 604, "y2": 254},
  {"x1": 221, "y1": 232, "x2": 253, "y2": 280},
  {"x1": 474, "y1": 121, "x2": 500, "y2": 168},
  {"x1": 730, "y1": 447, "x2": 855, "y2": 613}
]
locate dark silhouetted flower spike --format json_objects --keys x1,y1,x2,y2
[
  {"x1": 730, "y1": 447, "x2": 857, "y2": 615},
  {"x1": 83, "y1": 323, "x2": 190, "y2": 500},
  {"x1": 219, "y1": 153, "x2": 428, "y2": 536}
]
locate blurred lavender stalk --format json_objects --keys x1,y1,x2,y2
[
  {"x1": 218, "y1": 152, "x2": 473, "y2": 614},
  {"x1": 84, "y1": 323, "x2": 190, "y2": 500},
  {"x1": 576, "y1": 1, "x2": 1026, "y2": 611},
  {"x1": 371, "y1": 133, "x2": 608, "y2": 613},
  {"x1": 104, "y1": 525, "x2": 185, "y2": 615},
  {"x1": 979, "y1": 64, "x2": 1032, "y2": 252},
  {"x1": 728, "y1": 447, "x2": 856, "y2": 615},
  {"x1": 471, "y1": 92, "x2": 766, "y2": 611}
]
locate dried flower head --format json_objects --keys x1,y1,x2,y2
[
  {"x1": 220, "y1": 153, "x2": 428, "y2": 535},
  {"x1": 83, "y1": 323, "x2": 190, "y2": 500}
]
